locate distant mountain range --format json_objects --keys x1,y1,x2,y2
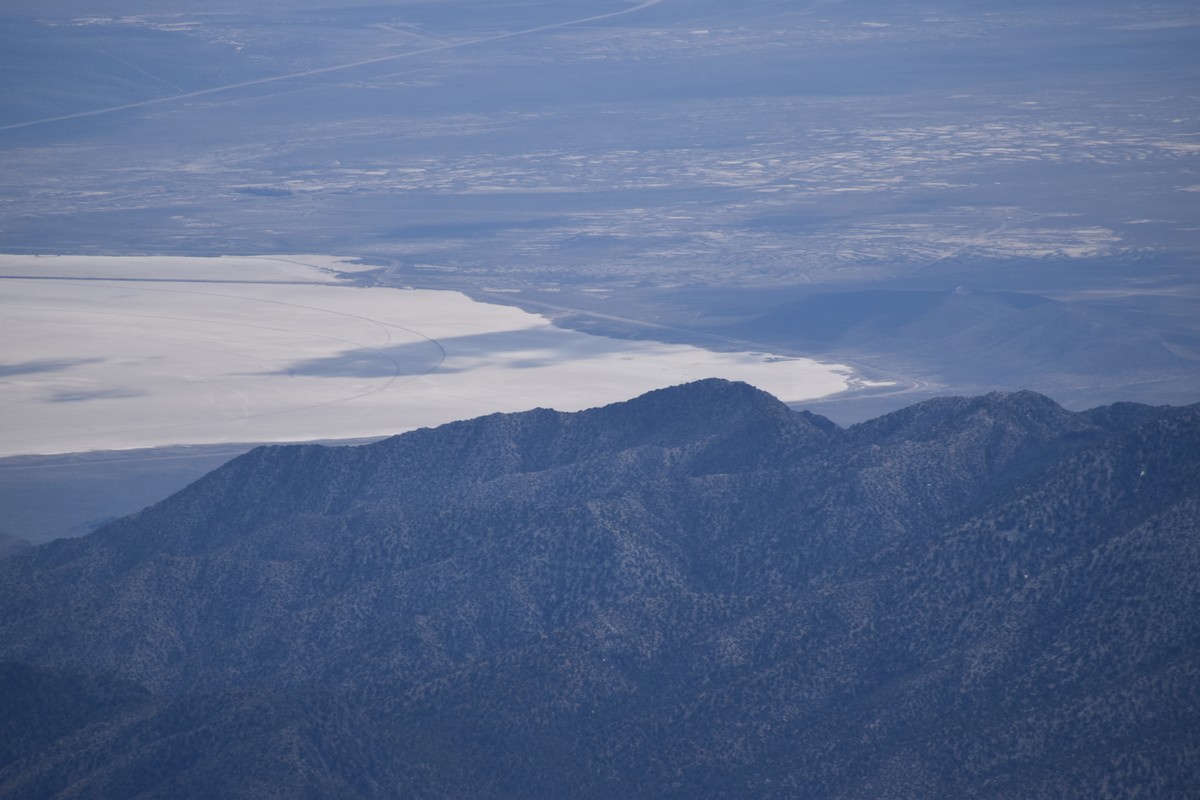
[
  {"x1": 727, "y1": 287, "x2": 1200, "y2": 402},
  {"x1": 1, "y1": 379, "x2": 1197, "y2": 798}
]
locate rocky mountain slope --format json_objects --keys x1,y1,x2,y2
[{"x1": 1, "y1": 379, "x2": 1197, "y2": 798}]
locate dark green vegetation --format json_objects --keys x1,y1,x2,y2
[{"x1": 1, "y1": 379, "x2": 1197, "y2": 797}]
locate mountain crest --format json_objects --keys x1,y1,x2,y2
[{"x1": 1, "y1": 383, "x2": 1196, "y2": 798}]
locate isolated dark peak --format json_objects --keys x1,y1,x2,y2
[
  {"x1": 579, "y1": 378, "x2": 834, "y2": 459},
  {"x1": 972, "y1": 388, "x2": 1067, "y2": 414},
  {"x1": 624, "y1": 376, "x2": 778, "y2": 406},
  {"x1": 400, "y1": 378, "x2": 821, "y2": 470},
  {"x1": 611, "y1": 377, "x2": 790, "y2": 422}
]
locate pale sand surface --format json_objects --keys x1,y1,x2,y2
[{"x1": 0, "y1": 255, "x2": 855, "y2": 456}]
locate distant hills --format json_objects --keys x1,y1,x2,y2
[
  {"x1": 1, "y1": 380, "x2": 1197, "y2": 798},
  {"x1": 730, "y1": 286, "x2": 1200, "y2": 395}
]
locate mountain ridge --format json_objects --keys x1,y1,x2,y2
[{"x1": 1, "y1": 379, "x2": 1197, "y2": 798}]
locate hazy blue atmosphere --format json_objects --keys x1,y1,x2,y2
[
  {"x1": 1, "y1": 1, "x2": 1198, "y2": 508},
  {"x1": 1, "y1": 3, "x2": 1199, "y2": 796}
]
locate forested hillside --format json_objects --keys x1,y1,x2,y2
[{"x1": 1, "y1": 380, "x2": 1197, "y2": 798}]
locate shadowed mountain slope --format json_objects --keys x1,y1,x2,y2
[{"x1": 1, "y1": 379, "x2": 1197, "y2": 798}]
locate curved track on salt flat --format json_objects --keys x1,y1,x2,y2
[{"x1": 1, "y1": 255, "x2": 858, "y2": 456}]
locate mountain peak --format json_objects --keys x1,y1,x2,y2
[
  {"x1": 602, "y1": 377, "x2": 794, "y2": 424},
  {"x1": 0, "y1": 385, "x2": 1196, "y2": 797},
  {"x1": 577, "y1": 378, "x2": 834, "y2": 465}
]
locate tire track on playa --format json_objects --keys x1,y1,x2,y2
[
  {"x1": 0, "y1": 0, "x2": 665, "y2": 132},
  {"x1": 95, "y1": 50, "x2": 184, "y2": 95},
  {"x1": 2, "y1": 278, "x2": 448, "y2": 447}
]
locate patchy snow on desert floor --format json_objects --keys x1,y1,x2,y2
[{"x1": 0, "y1": 255, "x2": 855, "y2": 456}]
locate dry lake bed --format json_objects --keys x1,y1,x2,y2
[{"x1": 0, "y1": 254, "x2": 857, "y2": 457}]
